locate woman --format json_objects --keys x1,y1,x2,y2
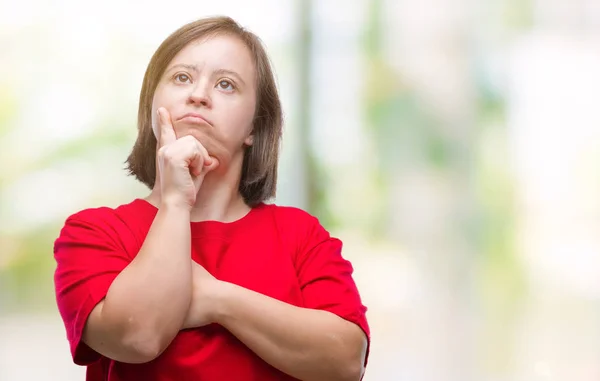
[{"x1": 53, "y1": 16, "x2": 370, "y2": 381}]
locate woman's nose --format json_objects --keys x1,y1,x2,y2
[{"x1": 187, "y1": 84, "x2": 212, "y2": 108}]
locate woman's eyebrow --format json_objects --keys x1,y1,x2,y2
[
  {"x1": 167, "y1": 63, "x2": 199, "y2": 73},
  {"x1": 213, "y1": 69, "x2": 246, "y2": 87},
  {"x1": 165, "y1": 64, "x2": 246, "y2": 87}
]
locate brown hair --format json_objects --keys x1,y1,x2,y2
[{"x1": 125, "y1": 16, "x2": 283, "y2": 207}]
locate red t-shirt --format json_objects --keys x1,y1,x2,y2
[{"x1": 54, "y1": 199, "x2": 370, "y2": 380}]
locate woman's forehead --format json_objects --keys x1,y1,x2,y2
[{"x1": 168, "y1": 35, "x2": 255, "y2": 80}]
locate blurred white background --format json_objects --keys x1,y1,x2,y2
[{"x1": 1, "y1": 0, "x2": 600, "y2": 380}]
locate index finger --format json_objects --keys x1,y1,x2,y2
[{"x1": 157, "y1": 107, "x2": 177, "y2": 148}]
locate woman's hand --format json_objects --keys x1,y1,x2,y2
[
  {"x1": 182, "y1": 261, "x2": 225, "y2": 329},
  {"x1": 156, "y1": 107, "x2": 219, "y2": 209}
]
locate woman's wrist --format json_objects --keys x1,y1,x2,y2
[
  {"x1": 159, "y1": 197, "x2": 193, "y2": 215},
  {"x1": 210, "y1": 281, "x2": 237, "y2": 325}
]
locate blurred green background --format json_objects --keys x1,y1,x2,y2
[{"x1": 1, "y1": 0, "x2": 600, "y2": 380}]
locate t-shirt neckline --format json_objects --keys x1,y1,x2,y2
[{"x1": 132, "y1": 198, "x2": 265, "y2": 237}]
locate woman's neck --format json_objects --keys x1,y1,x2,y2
[{"x1": 189, "y1": 171, "x2": 249, "y2": 222}]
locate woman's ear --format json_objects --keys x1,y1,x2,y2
[{"x1": 244, "y1": 134, "x2": 254, "y2": 146}]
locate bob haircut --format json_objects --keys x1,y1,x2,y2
[{"x1": 125, "y1": 16, "x2": 283, "y2": 207}]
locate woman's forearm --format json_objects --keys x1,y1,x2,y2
[
  {"x1": 213, "y1": 282, "x2": 367, "y2": 381},
  {"x1": 87, "y1": 203, "x2": 192, "y2": 361}
]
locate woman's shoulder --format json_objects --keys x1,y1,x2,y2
[
  {"x1": 256, "y1": 202, "x2": 330, "y2": 240},
  {"x1": 258, "y1": 202, "x2": 320, "y2": 225},
  {"x1": 61, "y1": 199, "x2": 152, "y2": 231},
  {"x1": 55, "y1": 199, "x2": 154, "y2": 256}
]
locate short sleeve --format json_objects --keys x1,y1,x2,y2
[
  {"x1": 53, "y1": 209, "x2": 132, "y2": 365},
  {"x1": 294, "y1": 213, "x2": 371, "y2": 366}
]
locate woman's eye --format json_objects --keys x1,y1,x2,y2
[
  {"x1": 217, "y1": 80, "x2": 234, "y2": 91},
  {"x1": 174, "y1": 73, "x2": 191, "y2": 83}
]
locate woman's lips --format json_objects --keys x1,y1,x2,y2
[{"x1": 178, "y1": 113, "x2": 212, "y2": 126}]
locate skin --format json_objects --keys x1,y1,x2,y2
[{"x1": 82, "y1": 34, "x2": 367, "y2": 381}]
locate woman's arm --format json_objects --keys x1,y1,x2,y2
[
  {"x1": 82, "y1": 204, "x2": 192, "y2": 363},
  {"x1": 212, "y1": 281, "x2": 368, "y2": 381},
  {"x1": 181, "y1": 208, "x2": 370, "y2": 378},
  {"x1": 82, "y1": 108, "x2": 217, "y2": 363}
]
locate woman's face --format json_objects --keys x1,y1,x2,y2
[{"x1": 151, "y1": 34, "x2": 257, "y2": 167}]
